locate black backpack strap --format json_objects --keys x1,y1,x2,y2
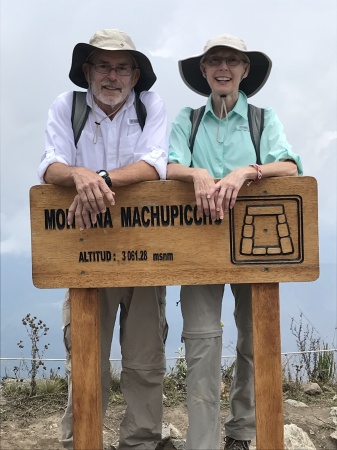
[
  {"x1": 189, "y1": 103, "x2": 264, "y2": 164},
  {"x1": 134, "y1": 91, "x2": 147, "y2": 131},
  {"x1": 71, "y1": 91, "x2": 147, "y2": 147},
  {"x1": 189, "y1": 106, "x2": 206, "y2": 154},
  {"x1": 247, "y1": 104, "x2": 264, "y2": 165},
  {"x1": 71, "y1": 91, "x2": 90, "y2": 147}
]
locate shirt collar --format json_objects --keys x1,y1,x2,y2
[
  {"x1": 233, "y1": 91, "x2": 248, "y2": 119},
  {"x1": 204, "y1": 90, "x2": 249, "y2": 119}
]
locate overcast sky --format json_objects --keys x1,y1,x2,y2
[{"x1": 1, "y1": 0, "x2": 336, "y2": 364}]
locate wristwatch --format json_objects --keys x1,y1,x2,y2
[{"x1": 96, "y1": 170, "x2": 112, "y2": 188}]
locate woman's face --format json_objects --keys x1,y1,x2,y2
[{"x1": 200, "y1": 47, "x2": 250, "y2": 100}]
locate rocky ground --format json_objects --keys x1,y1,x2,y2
[{"x1": 1, "y1": 391, "x2": 337, "y2": 450}]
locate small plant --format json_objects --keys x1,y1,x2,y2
[
  {"x1": 168, "y1": 346, "x2": 187, "y2": 391},
  {"x1": 290, "y1": 311, "x2": 336, "y2": 384},
  {"x1": 109, "y1": 366, "x2": 124, "y2": 404},
  {"x1": 162, "y1": 347, "x2": 187, "y2": 406},
  {"x1": 17, "y1": 314, "x2": 50, "y2": 396},
  {"x1": 221, "y1": 359, "x2": 235, "y2": 385},
  {"x1": 1, "y1": 368, "x2": 67, "y2": 399},
  {"x1": 315, "y1": 343, "x2": 336, "y2": 383}
]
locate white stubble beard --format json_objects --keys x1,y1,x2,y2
[{"x1": 91, "y1": 81, "x2": 126, "y2": 110}]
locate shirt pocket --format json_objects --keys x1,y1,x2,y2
[
  {"x1": 126, "y1": 118, "x2": 142, "y2": 135},
  {"x1": 236, "y1": 124, "x2": 250, "y2": 132},
  {"x1": 77, "y1": 129, "x2": 105, "y2": 168},
  {"x1": 118, "y1": 131, "x2": 141, "y2": 166}
]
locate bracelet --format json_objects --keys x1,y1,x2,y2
[{"x1": 247, "y1": 164, "x2": 262, "y2": 186}]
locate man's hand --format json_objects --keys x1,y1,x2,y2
[
  {"x1": 67, "y1": 195, "x2": 90, "y2": 230},
  {"x1": 67, "y1": 192, "x2": 115, "y2": 231},
  {"x1": 72, "y1": 167, "x2": 115, "y2": 216}
]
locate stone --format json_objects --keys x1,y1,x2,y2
[
  {"x1": 302, "y1": 382, "x2": 322, "y2": 395},
  {"x1": 159, "y1": 424, "x2": 185, "y2": 450},
  {"x1": 284, "y1": 424, "x2": 316, "y2": 450},
  {"x1": 330, "y1": 406, "x2": 337, "y2": 426},
  {"x1": 330, "y1": 430, "x2": 337, "y2": 442},
  {"x1": 285, "y1": 399, "x2": 308, "y2": 407},
  {"x1": 170, "y1": 425, "x2": 182, "y2": 439}
]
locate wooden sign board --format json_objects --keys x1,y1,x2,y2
[{"x1": 30, "y1": 177, "x2": 319, "y2": 288}]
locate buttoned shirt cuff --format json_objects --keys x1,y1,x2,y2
[
  {"x1": 140, "y1": 146, "x2": 168, "y2": 180},
  {"x1": 37, "y1": 148, "x2": 69, "y2": 183}
]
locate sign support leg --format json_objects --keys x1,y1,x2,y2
[
  {"x1": 251, "y1": 283, "x2": 284, "y2": 450},
  {"x1": 70, "y1": 288, "x2": 103, "y2": 450}
]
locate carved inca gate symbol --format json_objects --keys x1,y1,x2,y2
[
  {"x1": 230, "y1": 196, "x2": 304, "y2": 265},
  {"x1": 240, "y1": 204, "x2": 294, "y2": 256}
]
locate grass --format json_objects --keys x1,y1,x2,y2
[{"x1": 1, "y1": 361, "x2": 336, "y2": 427}]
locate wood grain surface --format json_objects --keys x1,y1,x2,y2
[{"x1": 30, "y1": 177, "x2": 319, "y2": 288}]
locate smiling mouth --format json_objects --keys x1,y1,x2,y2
[
  {"x1": 215, "y1": 77, "x2": 231, "y2": 82},
  {"x1": 103, "y1": 86, "x2": 122, "y2": 92}
]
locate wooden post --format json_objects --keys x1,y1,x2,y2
[
  {"x1": 29, "y1": 178, "x2": 319, "y2": 450},
  {"x1": 70, "y1": 288, "x2": 102, "y2": 449},
  {"x1": 252, "y1": 283, "x2": 284, "y2": 449}
]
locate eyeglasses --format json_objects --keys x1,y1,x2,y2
[
  {"x1": 87, "y1": 62, "x2": 136, "y2": 76},
  {"x1": 204, "y1": 55, "x2": 248, "y2": 67}
]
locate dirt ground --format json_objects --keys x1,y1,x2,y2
[{"x1": 1, "y1": 396, "x2": 336, "y2": 450}]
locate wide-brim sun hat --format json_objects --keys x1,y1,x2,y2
[
  {"x1": 179, "y1": 34, "x2": 272, "y2": 97},
  {"x1": 69, "y1": 29, "x2": 156, "y2": 91}
]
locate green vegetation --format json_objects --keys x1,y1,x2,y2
[
  {"x1": 15, "y1": 314, "x2": 51, "y2": 396},
  {"x1": 1, "y1": 311, "x2": 336, "y2": 424},
  {"x1": 289, "y1": 311, "x2": 336, "y2": 384}
]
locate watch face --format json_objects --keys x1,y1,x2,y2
[{"x1": 97, "y1": 170, "x2": 111, "y2": 187}]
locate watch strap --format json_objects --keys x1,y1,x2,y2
[{"x1": 96, "y1": 170, "x2": 112, "y2": 188}]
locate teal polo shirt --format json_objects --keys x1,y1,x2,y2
[{"x1": 168, "y1": 91, "x2": 303, "y2": 178}]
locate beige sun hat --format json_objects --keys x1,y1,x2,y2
[
  {"x1": 179, "y1": 34, "x2": 272, "y2": 97},
  {"x1": 69, "y1": 29, "x2": 156, "y2": 91}
]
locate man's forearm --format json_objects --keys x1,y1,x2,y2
[
  {"x1": 44, "y1": 162, "x2": 78, "y2": 186},
  {"x1": 45, "y1": 160, "x2": 162, "y2": 188},
  {"x1": 109, "y1": 161, "x2": 160, "y2": 186}
]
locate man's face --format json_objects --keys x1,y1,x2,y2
[
  {"x1": 200, "y1": 47, "x2": 250, "y2": 99},
  {"x1": 83, "y1": 50, "x2": 140, "y2": 113}
]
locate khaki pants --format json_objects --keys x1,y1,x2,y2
[
  {"x1": 61, "y1": 286, "x2": 167, "y2": 450},
  {"x1": 180, "y1": 284, "x2": 255, "y2": 450}
]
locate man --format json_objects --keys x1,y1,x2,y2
[
  {"x1": 167, "y1": 34, "x2": 303, "y2": 450},
  {"x1": 38, "y1": 29, "x2": 168, "y2": 450}
]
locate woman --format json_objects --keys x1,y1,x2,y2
[{"x1": 167, "y1": 34, "x2": 303, "y2": 450}]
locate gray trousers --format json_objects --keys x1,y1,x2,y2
[
  {"x1": 61, "y1": 286, "x2": 167, "y2": 450},
  {"x1": 180, "y1": 284, "x2": 255, "y2": 450}
]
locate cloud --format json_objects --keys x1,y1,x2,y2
[
  {"x1": 149, "y1": 35, "x2": 180, "y2": 59},
  {"x1": 0, "y1": 210, "x2": 31, "y2": 256},
  {"x1": 1, "y1": 0, "x2": 336, "y2": 259},
  {"x1": 316, "y1": 131, "x2": 337, "y2": 152}
]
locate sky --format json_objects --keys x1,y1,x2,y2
[{"x1": 1, "y1": 0, "x2": 336, "y2": 376}]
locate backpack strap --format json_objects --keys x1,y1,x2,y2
[
  {"x1": 189, "y1": 106, "x2": 206, "y2": 153},
  {"x1": 71, "y1": 91, "x2": 147, "y2": 147},
  {"x1": 134, "y1": 91, "x2": 147, "y2": 131},
  {"x1": 188, "y1": 103, "x2": 264, "y2": 165},
  {"x1": 247, "y1": 104, "x2": 264, "y2": 165},
  {"x1": 71, "y1": 91, "x2": 90, "y2": 148}
]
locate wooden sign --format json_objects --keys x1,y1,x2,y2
[
  {"x1": 29, "y1": 177, "x2": 319, "y2": 288},
  {"x1": 29, "y1": 176, "x2": 320, "y2": 450}
]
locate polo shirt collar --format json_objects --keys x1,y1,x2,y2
[{"x1": 205, "y1": 90, "x2": 249, "y2": 119}]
